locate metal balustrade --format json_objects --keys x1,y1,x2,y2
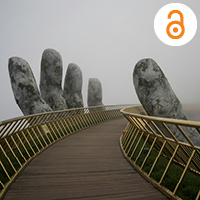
[
  {"x1": 120, "y1": 105, "x2": 200, "y2": 200},
  {"x1": 0, "y1": 104, "x2": 130, "y2": 199}
]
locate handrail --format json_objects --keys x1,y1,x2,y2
[
  {"x1": 0, "y1": 104, "x2": 132, "y2": 199},
  {"x1": 120, "y1": 105, "x2": 200, "y2": 200}
]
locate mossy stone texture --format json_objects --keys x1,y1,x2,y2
[
  {"x1": 40, "y1": 49, "x2": 67, "y2": 111},
  {"x1": 64, "y1": 63, "x2": 84, "y2": 108},
  {"x1": 87, "y1": 78, "x2": 103, "y2": 107},
  {"x1": 8, "y1": 57, "x2": 52, "y2": 115},
  {"x1": 133, "y1": 58, "x2": 200, "y2": 146}
]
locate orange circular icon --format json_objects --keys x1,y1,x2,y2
[
  {"x1": 166, "y1": 10, "x2": 185, "y2": 39},
  {"x1": 173, "y1": 27, "x2": 178, "y2": 33}
]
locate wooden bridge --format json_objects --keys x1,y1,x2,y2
[
  {"x1": 3, "y1": 118, "x2": 168, "y2": 200},
  {"x1": 1, "y1": 105, "x2": 200, "y2": 199}
]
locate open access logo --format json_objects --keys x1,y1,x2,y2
[{"x1": 154, "y1": 3, "x2": 197, "y2": 46}]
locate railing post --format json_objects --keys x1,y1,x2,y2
[
  {"x1": 0, "y1": 104, "x2": 130, "y2": 198},
  {"x1": 120, "y1": 105, "x2": 200, "y2": 200}
]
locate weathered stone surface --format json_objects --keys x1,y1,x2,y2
[
  {"x1": 8, "y1": 57, "x2": 52, "y2": 115},
  {"x1": 40, "y1": 49, "x2": 67, "y2": 111},
  {"x1": 133, "y1": 58, "x2": 200, "y2": 146},
  {"x1": 88, "y1": 78, "x2": 103, "y2": 107},
  {"x1": 63, "y1": 63, "x2": 84, "y2": 108}
]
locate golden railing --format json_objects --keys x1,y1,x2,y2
[
  {"x1": 0, "y1": 104, "x2": 130, "y2": 199},
  {"x1": 120, "y1": 105, "x2": 200, "y2": 200}
]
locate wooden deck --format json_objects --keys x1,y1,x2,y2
[{"x1": 3, "y1": 118, "x2": 168, "y2": 200}]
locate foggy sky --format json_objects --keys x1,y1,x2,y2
[{"x1": 0, "y1": 0, "x2": 200, "y2": 121}]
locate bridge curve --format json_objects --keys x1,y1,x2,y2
[
  {"x1": 3, "y1": 118, "x2": 168, "y2": 200},
  {"x1": 121, "y1": 106, "x2": 200, "y2": 200}
]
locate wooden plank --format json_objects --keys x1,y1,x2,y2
[{"x1": 3, "y1": 118, "x2": 168, "y2": 200}]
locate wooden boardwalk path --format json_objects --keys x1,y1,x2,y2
[{"x1": 4, "y1": 118, "x2": 168, "y2": 200}]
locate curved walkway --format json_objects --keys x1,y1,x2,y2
[{"x1": 4, "y1": 118, "x2": 168, "y2": 200}]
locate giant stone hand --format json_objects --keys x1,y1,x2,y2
[
  {"x1": 8, "y1": 49, "x2": 85, "y2": 116},
  {"x1": 64, "y1": 63, "x2": 84, "y2": 109},
  {"x1": 40, "y1": 49, "x2": 67, "y2": 110},
  {"x1": 87, "y1": 78, "x2": 103, "y2": 107},
  {"x1": 133, "y1": 58, "x2": 200, "y2": 146},
  {"x1": 8, "y1": 57, "x2": 52, "y2": 115}
]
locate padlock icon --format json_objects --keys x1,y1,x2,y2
[{"x1": 166, "y1": 10, "x2": 185, "y2": 39}]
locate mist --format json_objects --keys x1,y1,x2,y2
[{"x1": 0, "y1": 0, "x2": 200, "y2": 121}]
